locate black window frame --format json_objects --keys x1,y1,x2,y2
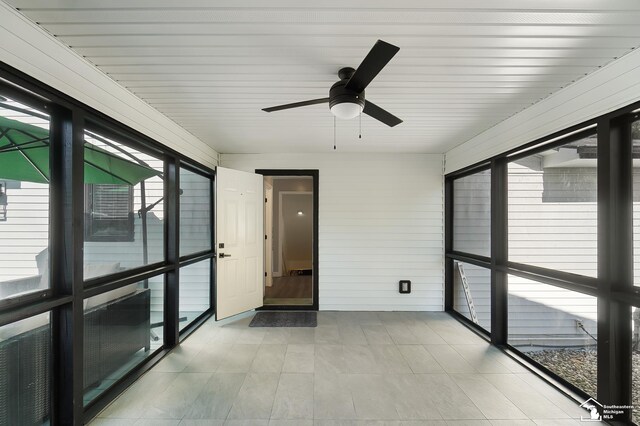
[
  {"x1": 446, "y1": 106, "x2": 640, "y2": 424},
  {"x1": 0, "y1": 61, "x2": 216, "y2": 425}
]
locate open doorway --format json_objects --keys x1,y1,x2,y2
[{"x1": 258, "y1": 170, "x2": 318, "y2": 310}]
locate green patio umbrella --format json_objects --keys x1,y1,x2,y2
[{"x1": 0, "y1": 115, "x2": 159, "y2": 184}]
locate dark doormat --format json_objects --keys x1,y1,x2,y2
[{"x1": 249, "y1": 311, "x2": 317, "y2": 327}]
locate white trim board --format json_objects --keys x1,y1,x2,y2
[
  {"x1": 0, "y1": 3, "x2": 218, "y2": 169},
  {"x1": 445, "y1": 45, "x2": 640, "y2": 174}
]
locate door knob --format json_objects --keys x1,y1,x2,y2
[{"x1": 219, "y1": 253, "x2": 232, "y2": 258}]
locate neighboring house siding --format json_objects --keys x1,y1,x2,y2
[
  {"x1": 221, "y1": 153, "x2": 445, "y2": 312},
  {"x1": 452, "y1": 157, "x2": 603, "y2": 346},
  {"x1": 1, "y1": 164, "x2": 211, "y2": 314},
  {"x1": 0, "y1": 182, "x2": 48, "y2": 281}
]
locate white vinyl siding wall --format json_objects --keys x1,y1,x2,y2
[
  {"x1": 221, "y1": 153, "x2": 444, "y2": 311},
  {"x1": 0, "y1": 182, "x2": 48, "y2": 281}
]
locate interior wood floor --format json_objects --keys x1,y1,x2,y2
[{"x1": 264, "y1": 275, "x2": 312, "y2": 306}]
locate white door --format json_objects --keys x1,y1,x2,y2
[{"x1": 215, "y1": 167, "x2": 264, "y2": 320}]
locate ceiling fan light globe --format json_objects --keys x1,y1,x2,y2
[{"x1": 330, "y1": 102, "x2": 363, "y2": 120}]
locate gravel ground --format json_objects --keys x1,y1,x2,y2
[{"x1": 527, "y1": 348, "x2": 640, "y2": 422}]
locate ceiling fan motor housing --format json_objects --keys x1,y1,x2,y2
[{"x1": 329, "y1": 67, "x2": 366, "y2": 110}]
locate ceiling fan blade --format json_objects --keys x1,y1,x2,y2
[
  {"x1": 345, "y1": 40, "x2": 400, "y2": 93},
  {"x1": 262, "y1": 97, "x2": 329, "y2": 112},
  {"x1": 363, "y1": 101, "x2": 403, "y2": 127}
]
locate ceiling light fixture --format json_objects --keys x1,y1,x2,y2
[
  {"x1": 330, "y1": 101, "x2": 363, "y2": 120},
  {"x1": 297, "y1": 210, "x2": 304, "y2": 216}
]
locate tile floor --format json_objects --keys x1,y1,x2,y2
[{"x1": 90, "y1": 311, "x2": 589, "y2": 426}]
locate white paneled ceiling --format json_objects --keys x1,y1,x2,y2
[{"x1": 6, "y1": 0, "x2": 640, "y2": 154}]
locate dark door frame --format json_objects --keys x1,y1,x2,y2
[{"x1": 255, "y1": 169, "x2": 319, "y2": 311}]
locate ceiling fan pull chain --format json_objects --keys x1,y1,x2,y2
[
  {"x1": 333, "y1": 116, "x2": 336, "y2": 150},
  {"x1": 359, "y1": 110, "x2": 362, "y2": 139}
]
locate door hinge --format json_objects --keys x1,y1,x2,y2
[
  {"x1": 265, "y1": 234, "x2": 267, "y2": 240},
  {"x1": 265, "y1": 272, "x2": 267, "y2": 277},
  {"x1": 265, "y1": 197, "x2": 268, "y2": 202}
]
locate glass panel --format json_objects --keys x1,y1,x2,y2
[
  {"x1": 179, "y1": 260, "x2": 211, "y2": 331},
  {"x1": 508, "y1": 275, "x2": 597, "y2": 397},
  {"x1": 83, "y1": 130, "x2": 164, "y2": 280},
  {"x1": 0, "y1": 97, "x2": 50, "y2": 302},
  {"x1": 508, "y1": 132, "x2": 598, "y2": 277},
  {"x1": 633, "y1": 119, "x2": 640, "y2": 286},
  {"x1": 452, "y1": 261, "x2": 491, "y2": 331},
  {"x1": 0, "y1": 312, "x2": 51, "y2": 425},
  {"x1": 83, "y1": 278, "x2": 163, "y2": 405},
  {"x1": 453, "y1": 170, "x2": 491, "y2": 257},
  {"x1": 180, "y1": 168, "x2": 211, "y2": 256},
  {"x1": 632, "y1": 306, "x2": 640, "y2": 422}
]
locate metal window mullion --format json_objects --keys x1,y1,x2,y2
[
  {"x1": 444, "y1": 178, "x2": 454, "y2": 311},
  {"x1": 490, "y1": 158, "x2": 508, "y2": 346},
  {"x1": 50, "y1": 107, "x2": 84, "y2": 425},
  {"x1": 164, "y1": 156, "x2": 179, "y2": 347},
  {"x1": 596, "y1": 117, "x2": 633, "y2": 422}
]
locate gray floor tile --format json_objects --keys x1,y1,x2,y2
[
  {"x1": 100, "y1": 371, "x2": 179, "y2": 418},
  {"x1": 179, "y1": 420, "x2": 225, "y2": 426},
  {"x1": 317, "y1": 311, "x2": 340, "y2": 326},
  {"x1": 93, "y1": 312, "x2": 594, "y2": 426},
  {"x1": 338, "y1": 325, "x2": 369, "y2": 345},
  {"x1": 251, "y1": 344, "x2": 286, "y2": 373},
  {"x1": 183, "y1": 344, "x2": 233, "y2": 373},
  {"x1": 369, "y1": 345, "x2": 413, "y2": 373},
  {"x1": 134, "y1": 420, "x2": 181, "y2": 426},
  {"x1": 450, "y1": 374, "x2": 527, "y2": 420},
  {"x1": 385, "y1": 324, "x2": 421, "y2": 344},
  {"x1": 289, "y1": 328, "x2": 316, "y2": 344},
  {"x1": 236, "y1": 328, "x2": 266, "y2": 344},
  {"x1": 415, "y1": 374, "x2": 485, "y2": 420},
  {"x1": 450, "y1": 345, "x2": 508, "y2": 374},
  {"x1": 514, "y1": 373, "x2": 587, "y2": 419},
  {"x1": 217, "y1": 344, "x2": 260, "y2": 372},
  {"x1": 398, "y1": 345, "x2": 444, "y2": 374},
  {"x1": 282, "y1": 350, "x2": 315, "y2": 373},
  {"x1": 143, "y1": 372, "x2": 212, "y2": 419},
  {"x1": 427, "y1": 321, "x2": 484, "y2": 345},
  {"x1": 314, "y1": 372, "x2": 357, "y2": 420},
  {"x1": 315, "y1": 344, "x2": 348, "y2": 374},
  {"x1": 271, "y1": 373, "x2": 314, "y2": 419},
  {"x1": 482, "y1": 374, "x2": 569, "y2": 419},
  {"x1": 90, "y1": 419, "x2": 137, "y2": 426},
  {"x1": 227, "y1": 373, "x2": 280, "y2": 420},
  {"x1": 154, "y1": 345, "x2": 203, "y2": 373},
  {"x1": 315, "y1": 325, "x2": 342, "y2": 344},
  {"x1": 262, "y1": 328, "x2": 291, "y2": 344},
  {"x1": 385, "y1": 374, "x2": 443, "y2": 420},
  {"x1": 362, "y1": 325, "x2": 395, "y2": 345},
  {"x1": 345, "y1": 374, "x2": 399, "y2": 420},
  {"x1": 270, "y1": 420, "x2": 314, "y2": 426},
  {"x1": 183, "y1": 372, "x2": 245, "y2": 419},
  {"x1": 405, "y1": 322, "x2": 447, "y2": 345},
  {"x1": 343, "y1": 345, "x2": 380, "y2": 373},
  {"x1": 424, "y1": 345, "x2": 476, "y2": 374}
]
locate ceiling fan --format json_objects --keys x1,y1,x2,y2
[{"x1": 262, "y1": 40, "x2": 402, "y2": 127}]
